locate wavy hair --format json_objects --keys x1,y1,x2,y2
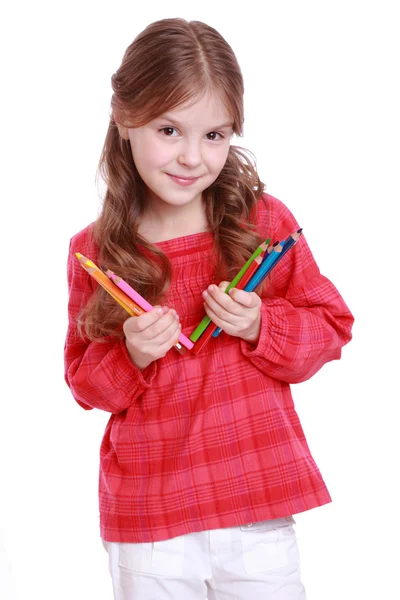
[{"x1": 80, "y1": 18, "x2": 266, "y2": 340}]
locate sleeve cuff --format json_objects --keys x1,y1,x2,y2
[
  {"x1": 240, "y1": 302, "x2": 271, "y2": 359},
  {"x1": 116, "y1": 339, "x2": 158, "y2": 389}
]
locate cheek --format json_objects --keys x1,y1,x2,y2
[
  {"x1": 208, "y1": 146, "x2": 231, "y2": 173},
  {"x1": 132, "y1": 143, "x2": 169, "y2": 173},
  {"x1": 130, "y1": 131, "x2": 168, "y2": 165}
]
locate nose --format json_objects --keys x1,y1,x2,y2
[{"x1": 177, "y1": 138, "x2": 202, "y2": 168}]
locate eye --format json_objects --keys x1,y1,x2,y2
[
  {"x1": 206, "y1": 132, "x2": 223, "y2": 141},
  {"x1": 160, "y1": 127, "x2": 179, "y2": 137}
]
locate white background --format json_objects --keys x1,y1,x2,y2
[{"x1": 1, "y1": 1, "x2": 399, "y2": 599}]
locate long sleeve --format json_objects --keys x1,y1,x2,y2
[
  {"x1": 240, "y1": 196, "x2": 354, "y2": 383},
  {"x1": 64, "y1": 229, "x2": 158, "y2": 413}
]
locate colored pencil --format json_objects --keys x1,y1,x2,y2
[
  {"x1": 211, "y1": 229, "x2": 302, "y2": 340},
  {"x1": 211, "y1": 249, "x2": 268, "y2": 340},
  {"x1": 242, "y1": 241, "x2": 285, "y2": 292},
  {"x1": 105, "y1": 270, "x2": 154, "y2": 313},
  {"x1": 273, "y1": 229, "x2": 302, "y2": 264},
  {"x1": 76, "y1": 254, "x2": 143, "y2": 316},
  {"x1": 193, "y1": 252, "x2": 265, "y2": 354},
  {"x1": 189, "y1": 239, "x2": 271, "y2": 342},
  {"x1": 244, "y1": 229, "x2": 302, "y2": 292},
  {"x1": 75, "y1": 254, "x2": 185, "y2": 355},
  {"x1": 227, "y1": 238, "x2": 270, "y2": 290},
  {"x1": 261, "y1": 240, "x2": 279, "y2": 262},
  {"x1": 104, "y1": 268, "x2": 194, "y2": 351}
]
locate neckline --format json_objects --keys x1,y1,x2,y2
[
  {"x1": 142, "y1": 230, "x2": 214, "y2": 259},
  {"x1": 153, "y1": 230, "x2": 212, "y2": 247}
]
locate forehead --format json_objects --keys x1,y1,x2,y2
[{"x1": 159, "y1": 92, "x2": 233, "y2": 128}]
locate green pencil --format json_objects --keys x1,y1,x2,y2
[{"x1": 189, "y1": 238, "x2": 271, "y2": 342}]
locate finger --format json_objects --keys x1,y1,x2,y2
[
  {"x1": 142, "y1": 315, "x2": 181, "y2": 358},
  {"x1": 147, "y1": 308, "x2": 180, "y2": 341},
  {"x1": 203, "y1": 284, "x2": 242, "y2": 317},
  {"x1": 203, "y1": 301, "x2": 238, "y2": 332},
  {"x1": 228, "y1": 288, "x2": 261, "y2": 308},
  {"x1": 218, "y1": 280, "x2": 230, "y2": 292},
  {"x1": 152, "y1": 324, "x2": 183, "y2": 358},
  {"x1": 153, "y1": 310, "x2": 181, "y2": 341},
  {"x1": 123, "y1": 306, "x2": 169, "y2": 336},
  {"x1": 202, "y1": 297, "x2": 242, "y2": 331},
  {"x1": 154, "y1": 316, "x2": 182, "y2": 347}
]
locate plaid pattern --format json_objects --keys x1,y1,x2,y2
[{"x1": 64, "y1": 194, "x2": 354, "y2": 543}]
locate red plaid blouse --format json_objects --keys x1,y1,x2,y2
[{"x1": 64, "y1": 193, "x2": 354, "y2": 543}]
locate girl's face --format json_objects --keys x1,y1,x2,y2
[{"x1": 122, "y1": 92, "x2": 234, "y2": 215}]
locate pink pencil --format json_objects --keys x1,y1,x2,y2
[{"x1": 105, "y1": 269, "x2": 194, "y2": 351}]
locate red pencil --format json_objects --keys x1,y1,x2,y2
[{"x1": 192, "y1": 252, "x2": 265, "y2": 355}]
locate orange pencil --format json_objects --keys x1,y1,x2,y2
[
  {"x1": 103, "y1": 268, "x2": 194, "y2": 351},
  {"x1": 75, "y1": 253, "x2": 185, "y2": 355},
  {"x1": 75, "y1": 254, "x2": 143, "y2": 316}
]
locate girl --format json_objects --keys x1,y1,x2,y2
[{"x1": 64, "y1": 18, "x2": 354, "y2": 600}]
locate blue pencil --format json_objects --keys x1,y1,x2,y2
[
  {"x1": 242, "y1": 240, "x2": 285, "y2": 292},
  {"x1": 212, "y1": 242, "x2": 285, "y2": 337},
  {"x1": 212, "y1": 229, "x2": 302, "y2": 338},
  {"x1": 270, "y1": 228, "x2": 302, "y2": 269},
  {"x1": 245, "y1": 229, "x2": 302, "y2": 292},
  {"x1": 261, "y1": 240, "x2": 279, "y2": 263}
]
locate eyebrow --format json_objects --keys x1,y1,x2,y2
[{"x1": 159, "y1": 114, "x2": 234, "y2": 130}]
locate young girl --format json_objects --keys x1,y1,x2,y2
[{"x1": 64, "y1": 18, "x2": 354, "y2": 600}]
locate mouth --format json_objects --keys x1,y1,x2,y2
[
  {"x1": 167, "y1": 174, "x2": 201, "y2": 180},
  {"x1": 166, "y1": 173, "x2": 202, "y2": 186}
]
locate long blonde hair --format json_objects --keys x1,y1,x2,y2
[{"x1": 80, "y1": 18, "x2": 266, "y2": 340}]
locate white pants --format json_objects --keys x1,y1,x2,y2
[{"x1": 102, "y1": 516, "x2": 306, "y2": 599}]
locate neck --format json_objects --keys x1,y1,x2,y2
[{"x1": 138, "y1": 200, "x2": 209, "y2": 243}]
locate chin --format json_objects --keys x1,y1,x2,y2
[{"x1": 158, "y1": 188, "x2": 203, "y2": 203}]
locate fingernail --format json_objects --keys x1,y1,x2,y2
[
  {"x1": 157, "y1": 308, "x2": 163, "y2": 315},
  {"x1": 202, "y1": 290, "x2": 208, "y2": 298}
]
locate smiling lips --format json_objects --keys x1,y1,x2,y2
[{"x1": 167, "y1": 173, "x2": 201, "y2": 186}]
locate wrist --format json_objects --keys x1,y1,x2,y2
[
  {"x1": 242, "y1": 316, "x2": 261, "y2": 345},
  {"x1": 125, "y1": 339, "x2": 152, "y2": 371}
]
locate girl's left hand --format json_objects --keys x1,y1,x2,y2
[{"x1": 202, "y1": 281, "x2": 262, "y2": 344}]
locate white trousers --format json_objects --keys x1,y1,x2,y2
[{"x1": 102, "y1": 516, "x2": 306, "y2": 599}]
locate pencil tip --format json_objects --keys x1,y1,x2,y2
[{"x1": 75, "y1": 252, "x2": 86, "y2": 263}]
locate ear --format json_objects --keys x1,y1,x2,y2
[{"x1": 115, "y1": 121, "x2": 130, "y2": 140}]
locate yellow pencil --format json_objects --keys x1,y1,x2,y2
[
  {"x1": 76, "y1": 253, "x2": 143, "y2": 316},
  {"x1": 75, "y1": 253, "x2": 185, "y2": 355}
]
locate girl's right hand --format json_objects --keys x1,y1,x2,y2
[{"x1": 123, "y1": 306, "x2": 182, "y2": 370}]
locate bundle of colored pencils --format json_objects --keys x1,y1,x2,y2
[
  {"x1": 189, "y1": 228, "x2": 303, "y2": 355},
  {"x1": 75, "y1": 253, "x2": 194, "y2": 354}
]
